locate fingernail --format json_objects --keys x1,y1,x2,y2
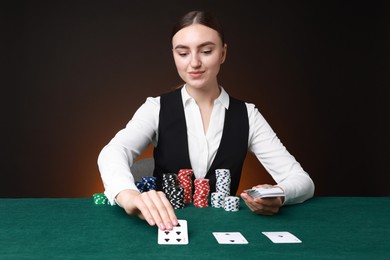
[
  {"x1": 148, "y1": 218, "x2": 155, "y2": 226},
  {"x1": 166, "y1": 222, "x2": 172, "y2": 230},
  {"x1": 159, "y1": 223, "x2": 166, "y2": 230}
]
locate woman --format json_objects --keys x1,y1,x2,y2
[{"x1": 98, "y1": 10, "x2": 315, "y2": 231}]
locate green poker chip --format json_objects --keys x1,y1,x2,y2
[{"x1": 93, "y1": 193, "x2": 109, "y2": 205}]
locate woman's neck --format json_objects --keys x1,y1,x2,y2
[{"x1": 185, "y1": 83, "x2": 221, "y2": 106}]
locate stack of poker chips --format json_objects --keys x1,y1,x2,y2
[
  {"x1": 177, "y1": 169, "x2": 193, "y2": 204},
  {"x1": 211, "y1": 169, "x2": 231, "y2": 209},
  {"x1": 162, "y1": 173, "x2": 185, "y2": 209},
  {"x1": 212, "y1": 169, "x2": 240, "y2": 211},
  {"x1": 193, "y1": 178, "x2": 210, "y2": 208},
  {"x1": 167, "y1": 186, "x2": 185, "y2": 209},
  {"x1": 93, "y1": 193, "x2": 109, "y2": 205},
  {"x1": 135, "y1": 176, "x2": 157, "y2": 193},
  {"x1": 211, "y1": 192, "x2": 225, "y2": 208},
  {"x1": 223, "y1": 196, "x2": 240, "y2": 212},
  {"x1": 162, "y1": 173, "x2": 178, "y2": 194},
  {"x1": 215, "y1": 169, "x2": 231, "y2": 196}
]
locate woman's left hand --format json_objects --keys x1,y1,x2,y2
[{"x1": 240, "y1": 184, "x2": 284, "y2": 215}]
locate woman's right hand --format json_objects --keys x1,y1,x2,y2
[{"x1": 116, "y1": 189, "x2": 178, "y2": 230}]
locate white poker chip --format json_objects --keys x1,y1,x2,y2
[
  {"x1": 211, "y1": 192, "x2": 226, "y2": 208},
  {"x1": 215, "y1": 169, "x2": 231, "y2": 196},
  {"x1": 223, "y1": 196, "x2": 240, "y2": 212}
]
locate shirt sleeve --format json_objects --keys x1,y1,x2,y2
[
  {"x1": 246, "y1": 103, "x2": 315, "y2": 205},
  {"x1": 97, "y1": 97, "x2": 160, "y2": 205}
]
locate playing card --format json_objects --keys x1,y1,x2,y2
[
  {"x1": 262, "y1": 231, "x2": 302, "y2": 243},
  {"x1": 158, "y1": 219, "x2": 188, "y2": 245},
  {"x1": 212, "y1": 232, "x2": 248, "y2": 244}
]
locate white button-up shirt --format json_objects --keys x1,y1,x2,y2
[{"x1": 98, "y1": 86, "x2": 315, "y2": 205}]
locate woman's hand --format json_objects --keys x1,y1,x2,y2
[
  {"x1": 116, "y1": 189, "x2": 178, "y2": 230},
  {"x1": 240, "y1": 184, "x2": 284, "y2": 215}
]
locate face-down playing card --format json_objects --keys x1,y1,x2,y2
[{"x1": 158, "y1": 219, "x2": 188, "y2": 245}]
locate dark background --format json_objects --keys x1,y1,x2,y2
[{"x1": 2, "y1": 0, "x2": 389, "y2": 198}]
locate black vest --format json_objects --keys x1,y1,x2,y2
[{"x1": 153, "y1": 88, "x2": 249, "y2": 195}]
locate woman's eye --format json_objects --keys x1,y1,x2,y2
[
  {"x1": 201, "y1": 50, "x2": 212, "y2": 54},
  {"x1": 178, "y1": 52, "x2": 189, "y2": 57}
]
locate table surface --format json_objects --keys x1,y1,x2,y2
[{"x1": 1, "y1": 196, "x2": 390, "y2": 260}]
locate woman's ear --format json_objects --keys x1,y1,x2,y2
[{"x1": 221, "y1": 43, "x2": 228, "y2": 64}]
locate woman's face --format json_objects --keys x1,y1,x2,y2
[{"x1": 172, "y1": 24, "x2": 227, "y2": 90}]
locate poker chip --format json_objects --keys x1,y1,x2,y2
[
  {"x1": 162, "y1": 173, "x2": 185, "y2": 209},
  {"x1": 167, "y1": 186, "x2": 185, "y2": 209},
  {"x1": 223, "y1": 196, "x2": 240, "y2": 212},
  {"x1": 142, "y1": 176, "x2": 157, "y2": 191},
  {"x1": 177, "y1": 169, "x2": 193, "y2": 204},
  {"x1": 211, "y1": 192, "x2": 226, "y2": 208},
  {"x1": 135, "y1": 181, "x2": 146, "y2": 192},
  {"x1": 193, "y1": 178, "x2": 210, "y2": 208},
  {"x1": 93, "y1": 168, "x2": 240, "y2": 212},
  {"x1": 93, "y1": 193, "x2": 109, "y2": 205},
  {"x1": 162, "y1": 173, "x2": 178, "y2": 195},
  {"x1": 215, "y1": 169, "x2": 231, "y2": 196},
  {"x1": 135, "y1": 176, "x2": 156, "y2": 192}
]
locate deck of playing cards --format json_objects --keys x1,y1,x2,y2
[
  {"x1": 158, "y1": 219, "x2": 189, "y2": 245},
  {"x1": 244, "y1": 187, "x2": 285, "y2": 198}
]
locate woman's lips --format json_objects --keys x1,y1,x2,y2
[{"x1": 188, "y1": 71, "x2": 203, "y2": 78}]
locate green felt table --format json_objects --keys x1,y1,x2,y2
[{"x1": 1, "y1": 197, "x2": 389, "y2": 259}]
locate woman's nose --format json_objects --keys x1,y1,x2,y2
[{"x1": 190, "y1": 54, "x2": 201, "y2": 68}]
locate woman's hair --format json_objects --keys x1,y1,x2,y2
[{"x1": 171, "y1": 10, "x2": 225, "y2": 45}]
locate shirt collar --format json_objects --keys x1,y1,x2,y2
[{"x1": 181, "y1": 85, "x2": 230, "y2": 109}]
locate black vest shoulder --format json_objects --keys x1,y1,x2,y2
[{"x1": 153, "y1": 88, "x2": 249, "y2": 195}]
